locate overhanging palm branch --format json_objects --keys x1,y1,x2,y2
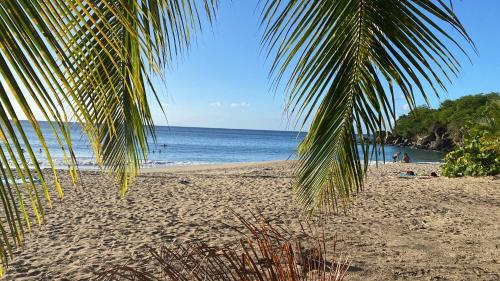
[
  {"x1": 0, "y1": 0, "x2": 217, "y2": 273},
  {"x1": 260, "y1": 0, "x2": 473, "y2": 213}
]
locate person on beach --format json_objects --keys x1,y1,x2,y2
[
  {"x1": 392, "y1": 151, "x2": 401, "y2": 162},
  {"x1": 402, "y1": 153, "x2": 410, "y2": 163}
]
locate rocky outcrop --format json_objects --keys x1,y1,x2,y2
[{"x1": 379, "y1": 127, "x2": 455, "y2": 151}]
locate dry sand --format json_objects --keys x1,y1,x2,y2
[{"x1": 4, "y1": 161, "x2": 500, "y2": 280}]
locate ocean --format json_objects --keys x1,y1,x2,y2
[{"x1": 15, "y1": 121, "x2": 445, "y2": 169}]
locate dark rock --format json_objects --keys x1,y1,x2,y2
[
  {"x1": 428, "y1": 140, "x2": 440, "y2": 150},
  {"x1": 416, "y1": 135, "x2": 434, "y2": 148},
  {"x1": 382, "y1": 129, "x2": 455, "y2": 152},
  {"x1": 178, "y1": 179, "x2": 190, "y2": 185}
]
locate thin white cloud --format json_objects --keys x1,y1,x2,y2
[
  {"x1": 230, "y1": 102, "x2": 250, "y2": 108},
  {"x1": 402, "y1": 103, "x2": 410, "y2": 111},
  {"x1": 209, "y1": 101, "x2": 222, "y2": 107}
]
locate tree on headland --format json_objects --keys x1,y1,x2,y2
[
  {"x1": 392, "y1": 93, "x2": 499, "y2": 149},
  {"x1": 0, "y1": 0, "x2": 473, "y2": 274}
]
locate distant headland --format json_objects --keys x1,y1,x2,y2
[{"x1": 381, "y1": 93, "x2": 499, "y2": 151}]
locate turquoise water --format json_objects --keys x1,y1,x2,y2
[{"x1": 14, "y1": 121, "x2": 445, "y2": 168}]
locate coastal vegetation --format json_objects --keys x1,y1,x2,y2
[
  {"x1": 441, "y1": 130, "x2": 500, "y2": 177},
  {"x1": 0, "y1": 0, "x2": 474, "y2": 275},
  {"x1": 388, "y1": 93, "x2": 500, "y2": 151},
  {"x1": 386, "y1": 93, "x2": 500, "y2": 177}
]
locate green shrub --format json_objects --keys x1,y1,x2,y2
[{"x1": 441, "y1": 131, "x2": 500, "y2": 177}]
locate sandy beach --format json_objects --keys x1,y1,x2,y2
[{"x1": 4, "y1": 161, "x2": 500, "y2": 280}]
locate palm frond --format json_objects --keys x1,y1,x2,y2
[
  {"x1": 0, "y1": 0, "x2": 217, "y2": 273},
  {"x1": 261, "y1": 0, "x2": 473, "y2": 213},
  {"x1": 58, "y1": 0, "x2": 218, "y2": 194}
]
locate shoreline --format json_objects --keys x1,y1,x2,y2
[
  {"x1": 384, "y1": 142, "x2": 448, "y2": 152},
  {"x1": 41, "y1": 159, "x2": 444, "y2": 173},
  {"x1": 140, "y1": 160, "x2": 289, "y2": 173},
  {"x1": 140, "y1": 159, "x2": 445, "y2": 173}
]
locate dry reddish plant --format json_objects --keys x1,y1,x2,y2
[{"x1": 98, "y1": 213, "x2": 349, "y2": 281}]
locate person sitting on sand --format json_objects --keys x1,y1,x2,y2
[
  {"x1": 402, "y1": 153, "x2": 410, "y2": 163},
  {"x1": 392, "y1": 151, "x2": 401, "y2": 162}
]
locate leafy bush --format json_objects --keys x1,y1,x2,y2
[{"x1": 441, "y1": 131, "x2": 500, "y2": 177}]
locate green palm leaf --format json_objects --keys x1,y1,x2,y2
[
  {"x1": 260, "y1": 0, "x2": 473, "y2": 213},
  {"x1": 0, "y1": 0, "x2": 217, "y2": 273}
]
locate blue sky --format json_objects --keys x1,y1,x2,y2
[
  {"x1": 147, "y1": 0, "x2": 500, "y2": 131},
  {"x1": 8, "y1": 1, "x2": 496, "y2": 131}
]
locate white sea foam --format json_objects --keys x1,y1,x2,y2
[{"x1": 7, "y1": 157, "x2": 443, "y2": 172}]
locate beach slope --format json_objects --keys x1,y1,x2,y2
[{"x1": 5, "y1": 162, "x2": 500, "y2": 280}]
